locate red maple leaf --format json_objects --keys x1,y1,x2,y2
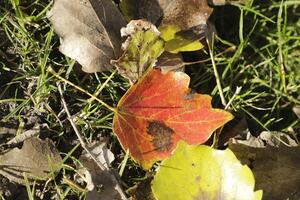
[{"x1": 113, "y1": 69, "x2": 233, "y2": 169}]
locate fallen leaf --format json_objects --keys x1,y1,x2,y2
[
  {"x1": 121, "y1": 0, "x2": 213, "y2": 31},
  {"x1": 120, "y1": 0, "x2": 165, "y2": 25},
  {"x1": 218, "y1": 117, "x2": 249, "y2": 146},
  {"x1": 111, "y1": 20, "x2": 164, "y2": 84},
  {"x1": 230, "y1": 143, "x2": 300, "y2": 200},
  {"x1": 155, "y1": 52, "x2": 185, "y2": 73},
  {"x1": 48, "y1": 0, "x2": 125, "y2": 73},
  {"x1": 120, "y1": 0, "x2": 213, "y2": 53},
  {"x1": 77, "y1": 141, "x2": 124, "y2": 200},
  {"x1": 160, "y1": 26, "x2": 205, "y2": 53},
  {"x1": 152, "y1": 141, "x2": 262, "y2": 200},
  {"x1": 231, "y1": 131, "x2": 298, "y2": 148},
  {"x1": 0, "y1": 137, "x2": 62, "y2": 184},
  {"x1": 113, "y1": 69, "x2": 233, "y2": 169}
]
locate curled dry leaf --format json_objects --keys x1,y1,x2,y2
[
  {"x1": 111, "y1": 20, "x2": 164, "y2": 84},
  {"x1": 0, "y1": 137, "x2": 62, "y2": 184},
  {"x1": 152, "y1": 141, "x2": 262, "y2": 200},
  {"x1": 48, "y1": 0, "x2": 125, "y2": 73},
  {"x1": 113, "y1": 69, "x2": 233, "y2": 169}
]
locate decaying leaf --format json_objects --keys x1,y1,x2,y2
[
  {"x1": 113, "y1": 69, "x2": 233, "y2": 169},
  {"x1": 218, "y1": 117, "x2": 249, "y2": 146},
  {"x1": 230, "y1": 143, "x2": 300, "y2": 200},
  {"x1": 121, "y1": 0, "x2": 213, "y2": 52},
  {"x1": 231, "y1": 131, "x2": 298, "y2": 148},
  {"x1": 121, "y1": 0, "x2": 213, "y2": 31},
  {"x1": 152, "y1": 141, "x2": 262, "y2": 200},
  {"x1": 155, "y1": 52, "x2": 185, "y2": 72},
  {"x1": 48, "y1": 0, "x2": 125, "y2": 73},
  {"x1": 78, "y1": 141, "x2": 122, "y2": 200},
  {"x1": 120, "y1": 0, "x2": 164, "y2": 25},
  {"x1": 0, "y1": 137, "x2": 62, "y2": 184},
  {"x1": 111, "y1": 20, "x2": 164, "y2": 84}
]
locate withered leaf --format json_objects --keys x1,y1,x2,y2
[
  {"x1": 121, "y1": 0, "x2": 213, "y2": 36},
  {"x1": 231, "y1": 131, "x2": 298, "y2": 148},
  {"x1": 48, "y1": 0, "x2": 125, "y2": 73},
  {"x1": 230, "y1": 143, "x2": 300, "y2": 200},
  {"x1": 78, "y1": 141, "x2": 123, "y2": 200},
  {"x1": 0, "y1": 137, "x2": 62, "y2": 184},
  {"x1": 121, "y1": 0, "x2": 212, "y2": 28},
  {"x1": 155, "y1": 52, "x2": 185, "y2": 72}
]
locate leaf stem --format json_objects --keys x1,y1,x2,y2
[{"x1": 47, "y1": 67, "x2": 117, "y2": 113}]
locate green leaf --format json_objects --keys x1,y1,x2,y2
[{"x1": 152, "y1": 142, "x2": 262, "y2": 200}]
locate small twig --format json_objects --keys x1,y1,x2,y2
[
  {"x1": 58, "y1": 82, "x2": 105, "y2": 170},
  {"x1": 207, "y1": 35, "x2": 227, "y2": 107},
  {"x1": 225, "y1": 86, "x2": 242, "y2": 110},
  {"x1": 0, "y1": 124, "x2": 46, "y2": 149},
  {"x1": 6, "y1": 124, "x2": 41, "y2": 145},
  {"x1": 57, "y1": 83, "x2": 127, "y2": 200}
]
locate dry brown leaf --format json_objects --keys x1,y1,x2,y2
[
  {"x1": 0, "y1": 137, "x2": 62, "y2": 184},
  {"x1": 230, "y1": 143, "x2": 300, "y2": 200},
  {"x1": 78, "y1": 141, "x2": 122, "y2": 200},
  {"x1": 155, "y1": 52, "x2": 185, "y2": 72},
  {"x1": 121, "y1": 0, "x2": 213, "y2": 33},
  {"x1": 47, "y1": 0, "x2": 125, "y2": 73},
  {"x1": 231, "y1": 131, "x2": 298, "y2": 148}
]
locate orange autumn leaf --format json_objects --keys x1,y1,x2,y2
[{"x1": 113, "y1": 69, "x2": 233, "y2": 169}]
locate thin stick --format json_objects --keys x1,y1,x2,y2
[
  {"x1": 57, "y1": 83, "x2": 127, "y2": 200},
  {"x1": 225, "y1": 86, "x2": 242, "y2": 110},
  {"x1": 48, "y1": 67, "x2": 116, "y2": 113},
  {"x1": 57, "y1": 82, "x2": 105, "y2": 171},
  {"x1": 207, "y1": 36, "x2": 227, "y2": 107}
]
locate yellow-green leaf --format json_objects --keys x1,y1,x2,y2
[
  {"x1": 152, "y1": 142, "x2": 262, "y2": 200},
  {"x1": 159, "y1": 25, "x2": 204, "y2": 53}
]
